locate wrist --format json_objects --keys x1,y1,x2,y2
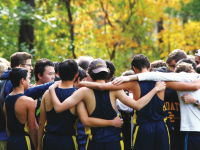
[{"x1": 194, "y1": 99, "x2": 199, "y2": 106}]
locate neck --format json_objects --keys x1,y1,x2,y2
[
  {"x1": 10, "y1": 86, "x2": 24, "y2": 95},
  {"x1": 94, "y1": 80, "x2": 105, "y2": 83},
  {"x1": 59, "y1": 80, "x2": 74, "y2": 88},
  {"x1": 35, "y1": 80, "x2": 42, "y2": 86}
]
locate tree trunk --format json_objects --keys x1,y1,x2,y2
[{"x1": 18, "y1": 0, "x2": 35, "y2": 52}]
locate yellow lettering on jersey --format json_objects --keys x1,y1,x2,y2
[
  {"x1": 171, "y1": 102, "x2": 175, "y2": 111},
  {"x1": 175, "y1": 102, "x2": 180, "y2": 111}
]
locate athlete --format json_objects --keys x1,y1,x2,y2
[
  {"x1": 3, "y1": 68, "x2": 37, "y2": 150},
  {"x1": 49, "y1": 58, "x2": 166, "y2": 150}
]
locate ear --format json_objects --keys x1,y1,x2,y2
[
  {"x1": 77, "y1": 77, "x2": 81, "y2": 83},
  {"x1": 38, "y1": 73, "x2": 42, "y2": 80},
  {"x1": 58, "y1": 73, "x2": 60, "y2": 77},
  {"x1": 21, "y1": 78, "x2": 25, "y2": 85},
  {"x1": 75, "y1": 72, "x2": 79, "y2": 79},
  {"x1": 148, "y1": 66, "x2": 151, "y2": 71}
]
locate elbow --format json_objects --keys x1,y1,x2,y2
[
  {"x1": 98, "y1": 85, "x2": 104, "y2": 91},
  {"x1": 80, "y1": 118, "x2": 90, "y2": 127},
  {"x1": 135, "y1": 105, "x2": 142, "y2": 111},
  {"x1": 54, "y1": 107, "x2": 62, "y2": 113}
]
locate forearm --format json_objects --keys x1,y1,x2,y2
[
  {"x1": 80, "y1": 82, "x2": 102, "y2": 90},
  {"x1": 38, "y1": 124, "x2": 44, "y2": 150},
  {"x1": 29, "y1": 129, "x2": 38, "y2": 150},
  {"x1": 25, "y1": 81, "x2": 54, "y2": 99},
  {"x1": 81, "y1": 117, "x2": 113, "y2": 127}
]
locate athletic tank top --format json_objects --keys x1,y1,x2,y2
[
  {"x1": 45, "y1": 87, "x2": 78, "y2": 135},
  {"x1": 5, "y1": 93, "x2": 29, "y2": 135},
  {"x1": 86, "y1": 90, "x2": 122, "y2": 142},
  {"x1": 134, "y1": 81, "x2": 166, "y2": 124}
]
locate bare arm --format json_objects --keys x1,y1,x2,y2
[
  {"x1": 27, "y1": 99, "x2": 38, "y2": 150},
  {"x1": 79, "y1": 81, "x2": 133, "y2": 91},
  {"x1": 115, "y1": 82, "x2": 166, "y2": 110},
  {"x1": 3, "y1": 104, "x2": 10, "y2": 136},
  {"x1": 77, "y1": 101, "x2": 123, "y2": 127},
  {"x1": 166, "y1": 82, "x2": 199, "y2": 91},
  {"x1": 49, "y1": 84, "x2": 85, "y2": 113},
  {"x1": 38, "y1": 96, "x2": 46, "y2": 150}
]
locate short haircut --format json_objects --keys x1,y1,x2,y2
[
  {"x1": 196, "y1": 64, "x2": 200, "y2": 74},
  {"x1": 131, "y1": 54, "x2": 150, "y2": 71},
  {"x1": 153, "y1": 67, "x2": 171, "y2": 73},
  {"x1": 174, "y1": 62, "x2": 195, "y2": 73},
  {"x1": 53, "y1": 62, "x2": 59, "y2": 74},
  {"x1": 176, "y1": 58, "x2": 196, "y2": 71},
  {"x1": 151, "y1": 60, "x2": 167, "y2": 69},
  {"x1": 9, "y1": 68, "x2": 28, "y2": 88},
  {"x1": 0, "y1": 63, "x2": 8, "y2": 78},
  {"x1": 105, "y1": 60, "x2": 116, "y2": 80},
  {"x1": 34, "y1": 59, "x2": 54, "y2": 82},
  {"x1": 58, "y1": 59, "x2": 78, "y2": 81},
  {"x1": 77, "y1": 56, "x2": 93, "y2": 71},
  {"x1": 74, "y1": 66, "x2": 87, "y2": 82},
  {"x1": 166, "y1": 49, "x2": 187, "y2": 64},
  {"x1": 122, "y1": 70, "x2": 135, "y2": 76},
  {"x1": 10, "y1": 52, "x2": 32, "y2": 68}
]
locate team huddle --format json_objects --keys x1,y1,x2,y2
[{"x1": 0, "y1": 49, "x2": 200, "y2": 150}]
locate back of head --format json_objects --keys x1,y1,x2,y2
[
  {"x1": 166, "y1": 49, "x2": 187, "y2": 64},
  {"x1": 187, "y1": 55, "x2": 195, "y2": 63},
  {"x1": 34, "y1": 58, "x2": 54, "y2": 82},
  {"x1": 174, "y1": 62, "x2": 195, "y2": 73},
  {"x1": 196, "y1": 64, "x2": 200, "y2": 74},
  {"x1": 131, "y1": 54, "x2": 150, "y2": 71},
  {"x1": 105, "y1": 60, "x2": 116, "y2": 80},
  {"x1": 75, "y1": 66, "x2": 87, "y2": 82},
  {"x1": 10, "y1": 52, "x2": 32, "y2": 68},
  {"x1": 53, "y1": 62, "x2": 59, "y2": 74},
  {"x1": 58, "y1": 59, "x2": 78, "y2": 81},
  {"x1": 176, "y1": 58, "x2": 196, "y2": 71},
  {"x1": 151, "y1": 60, "x2": 167, "y2": 69},
  {"x1": 9, "y1": 68, "x2": 28, "y2": 88},
  {"x1": 0, "y1": 63, "x2": 8, "y2": 78},
  {"x1": 88, "y1": 58, "x2": 109, "y2": 81},
  {"x1": 0, "y1": 58, "x2": 10, "y2": 67},
  {"x1": 77, "y1": 56, "x2": 93, "y2": 71},
  {"x1": 153, "y1": 67, "x2": 171, "y2": 73},
  {"x1": 122, "y1": 70, "x2": 135, "y2": 76}
]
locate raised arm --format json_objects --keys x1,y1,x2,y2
[
  {"x1": 115, "y1": 82, "x2": 166, "y2": 110},
  {"x1": 38, "y1": 95, "x2": 47, "y2": 150},
  {"x1": 79, "y1": 81, "x2": 134, "y2": 91},
  {"x1": 77, "y1": 101, "x2": 123, "y2": 128},
  {"x1": 49, "y1": 84, "x2": 85, "y2": 113}
]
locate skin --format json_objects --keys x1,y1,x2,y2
[
  {"x1": 195, "y1": 56, "x2": 200, "y2": 66},
  {"x1": 19, "y1": 59, "x2": 33, "y2": 78},
  {"x1": 36, "y1": 66, "x2": 55, "y2": 85},
  {"x1": 3, "y1": 73, "x2": 38, "y2": 150},
  {"x1": 167, "y1": 59, "x2": 177, "y2": 72}
]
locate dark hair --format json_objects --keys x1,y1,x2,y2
[
  {"x1": 88, "y1": 71, "x2": 109, "y2": 81},
  {"x1": 153, "y1": 67, "x2": 171, "y2": 73},
  {"x1": 105, "y1": 60, "x2": 116, "y2": 80},
  {"x1": 77, "y1": 56, "x2": 93, "y2": 71},
  {"x1": 196, "y1": 64, "x2": 200, "y2": 74},
  {"x1": 34, "y1": 59, "x2": 54, "y2": 82},
  {"x1": 74, "y1": 67, "x2": 87, "y2": 82},
  {"x1": 166, "y1": 49, "x2": 187, "y2": 64},
  {"x1": 10, "y1": 52, "x2": 32, "y2": 68},
  {"x1": 131, "y1": 54, "x2": 150, "y2": 71},
  {"x1": 151, "y1": 60, "x2": 167, "y2": 69},
  {"x1": 176, "y1": 58, "x2": 196, "y2": 71},
  {"x1": 53, "y1": 62, "x2": 59, "y2": 74},
  {"x1": 9, "y1": 68, "x2": 28, "y2": 88},
  {"x1": 58, "y1": 59, "x2": 78, "y2": 81}
]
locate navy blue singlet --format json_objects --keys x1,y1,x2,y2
[{"x1": 5, "y1": 93, "x2": 34, "y2": 150}]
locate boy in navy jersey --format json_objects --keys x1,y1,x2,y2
[{"x1": 3, "y1": 68, "x2": 37, "y2": 150}]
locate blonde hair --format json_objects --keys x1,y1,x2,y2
[
  {"x1": 0, "y1": 63, "x2": 8, "y2": 78},
  {"x1": 175, "y1": 62, "x2": 195, "y2": 73},
  {"x1": 0, "y1": 58, "x2": 10, "y2": 67}
]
